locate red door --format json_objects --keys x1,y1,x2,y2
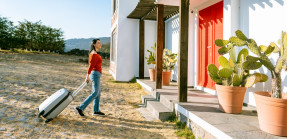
[{"x1": 198, "y1": 1, "x2": 223, "y2": 89}]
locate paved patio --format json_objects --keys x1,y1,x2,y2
[{"x1": 137, "y1": 79, "x2": 287, "y2": 139}]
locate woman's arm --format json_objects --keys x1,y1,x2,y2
[{"x1": 86, "y1": 53, "x2": 97, "y2": 83}]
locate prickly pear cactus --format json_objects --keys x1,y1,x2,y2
[
  {"x1": 208, "y1": 31, "x2": 269, "y2": 87},
  {"x1": 232, "y1": 30, "x2": 287, "y2": 98}
]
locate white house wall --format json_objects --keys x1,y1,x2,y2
[
  {"x1": 115, "y1": 0, "x2": 139, "y2": 81},
  {"x1": 144, "y1": 20, "x2": 157, "y2": 77},
  {"x1": 188, "y1": 9, "x2": 197, "y2": 87},
  {"x1": 165, "y1": 15, "x2": 179, "y2": 81},
  {"x1": 239, "y1": 0, "x2": 287, "y2": 106}
]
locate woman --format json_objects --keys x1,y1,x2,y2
[{"x1": 75, "y1": 39, "x2": 105, "y2": 116}]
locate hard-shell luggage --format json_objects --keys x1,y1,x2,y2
[{"x1": 38, "y1": 82, "x2": 87, "y2": 123}]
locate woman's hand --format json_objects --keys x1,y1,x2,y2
[{"x1": 85, "y1": 74, "x2": 90, "y2": 83}]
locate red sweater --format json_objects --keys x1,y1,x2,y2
[{"x1": 87, "y1": 53, "x2": 102, "y2": 74}]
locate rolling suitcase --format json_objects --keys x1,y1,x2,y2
[{"x1": 38, "y1": 82, "x2": 87, "y2": 123}]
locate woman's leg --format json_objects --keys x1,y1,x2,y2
[
  {"x1": 78, "y1": 71, "x2": 101, "y2": 111},
  {"x1": 93, "y1": 84, "x2": 101, "y2": 112}
]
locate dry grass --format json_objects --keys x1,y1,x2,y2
[{"x1": 0, "y1": 52, "x2": 179, "y2": 138}]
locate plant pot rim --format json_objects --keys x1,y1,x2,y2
[
  {"x1": 254, "y1": 91, "x2": 287, "y2": 102},
  {"x1": 215, "y1": 84, "x2": 247, "y2": 89}
]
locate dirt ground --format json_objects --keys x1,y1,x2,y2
[{"x1": 0, "y1": 53, "x2": 179, "y2": 139}]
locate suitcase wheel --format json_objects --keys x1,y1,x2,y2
[
  {"x1": 38, "y1": 110, "x2": 45, "y2": 118},
  {"x1": 45, "y1": 119, "x2": 53, "y2": 123}
]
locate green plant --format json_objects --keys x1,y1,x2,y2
[
  {"x1": 167, "y1": 113, "x2": 177, "y2": 122},
  {"x1": 167, "y1": 113, "x2": 195, "y2": 139},
  {"x1": 163, "y1": 48, "x2": 177, "y2": 71},
  {"x1": 129, "y1": 76, "x2": 137, "y2": 83},
  {"x1": 230, "y1": 30, "x2": 287, "y2": 98},
  {"x1": 145, "y1": 43, "x2": 156, "y2": 69},
  {"x1": 207, "y1": 34, "x2": 268, "y2": 87}
]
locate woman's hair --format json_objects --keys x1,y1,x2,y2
[{"x1": 89, "y1": 38, "x2": 100, "y2": 54}]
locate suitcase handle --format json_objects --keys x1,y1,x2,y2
[{"x1": 72, "y1": 81, "x2": 87, "y2": 97}]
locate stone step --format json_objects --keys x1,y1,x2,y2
[
  {"x1": 141, "y1": 95, "x2": 157, "y2": 107},
  {"x1": 146, "y1": 101, "x2": 173, "y2": 121},
  {"x1": 159, "y1": 95, "x2": 175, "y2": 111},
  {"x1": 136, "y1": 79, "x2": 155, "y2": 93}
]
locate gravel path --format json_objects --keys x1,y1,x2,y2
[{"x1": 0, "y1": 53, "x2": 179, "y2": 139}]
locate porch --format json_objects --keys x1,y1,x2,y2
[{"x1": 137, "y1": 79, "x2": 284, "y2": 139}]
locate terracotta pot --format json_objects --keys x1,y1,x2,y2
[
  {"x1": 215, "y1": 84, "x2": 247, "y2": 114},
  {"x1": 162, "y1": 71, "x2": 172, "y2": 86},
  {"x1": 254, "y1": 91, "x2": 287, "y2": 136},
  {"x1": 148, "y1": 68, "x2": 155, "y2": 82}
]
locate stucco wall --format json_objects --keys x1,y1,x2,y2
[
  {"x1": 115, "y1": 0, "x2": 139, "y2": 81},
  {"x1": 144, "y1": 20, "x2": 157, "y2": 77},
  {"x1": 188, "y1": 9, "x2": 197, "y2": 87},
  {"x1": 239, "y1": 0, "x2": 287, "y2": 106},
  {"x1": 165, "y1": 15, "x2": 179, "y2": 81}
]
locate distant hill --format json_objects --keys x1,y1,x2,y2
[{"x1": 65, "y1": 37, "x2": 110, "y2": 53}]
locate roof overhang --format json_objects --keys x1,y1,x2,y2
[
  {"x1": 127, "y1": 0, "x2": 179, "y2": 21},
  {"x1": 156, "y1": 0, "x2": 179, "y2": 6}
]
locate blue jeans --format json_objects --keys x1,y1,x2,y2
[{"x1": 79, "y1": 71, "x2": 101, "y2": 112}]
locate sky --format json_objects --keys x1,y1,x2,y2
[{"x1": 0, "y1": 0, "x2": 111, "y2": 40}]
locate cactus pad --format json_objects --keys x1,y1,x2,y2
[
  {"x1": 258, "y1": 73, "x2": 268, "y2": 82},
  {"x1": 229, "y1": 37, "x2": 246, "y2": 46},
  {"x1": 232, "y1": 74, "x2": 241, "y2": 86},
  {"x1": 245, "y1": 73, "x2": 268, "y2": 87},
  {"x1": 259, "y1": 55, "x2": 275, "y2": 71},
  {"x1": 243, "y1": 61, "x2": 262, "y2": 70},
  {"x1": 207, "y1": 64, "x2": 219, "y2": 77},
  {"x1": 245, "y1": 75, "x2": 257, "y2": 87},
  {"x1": 247, "y1": 39, "x2": 261, "y2": 56},
  {"x1": 237, "y1": 48, "x2": 249, "y2": 63},
  {"x1": 218, "y1": 47, "x2": 229, "y2": 55},
  {"x1": 264, "y1": 45, "x2": 275, "y2": 56},
  {"x1": 229, "y1": 47, "x2": 236, "y2": 62},
  {"x1": 218, "y1": 56, "x2": 232, "y2": 69},
  {"x1": 215, "y1": 39, "x2": 229, "y2": 47},
  {"x1": 235, "y1": 30, "x2": 249, "y2": 41},
  {"x1": 218, "y1": 68, "x2": 233, "y2": 78},
  {"x1": 208, "y1": 74, "x2": 222, "y2": 84},
  {"x1": 259, "y1": 45, "x2": 268, "y2": 53},
  {"x1": 207, "y1": 63, "x2": 221, "y2": 84},
  {"x1": 246, "y1": 55, "x2": 260, "y2": 62}
]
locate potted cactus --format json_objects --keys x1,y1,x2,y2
[
  {"x1": 208, "y1": 36, "x2": 268, "y2": 114},
  {"x1": 145, "y1": 43, "x2": 156, "y2": 81},
  {"x1": 232, "y1": 30, "x2": 287, "y2": 136},
  {"x1": 162, "y1": 48, "x2": 177, "y2": 85}
]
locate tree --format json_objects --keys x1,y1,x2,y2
[
  {"x1": 0, "y1": 17, "x2": 15, "y2": 49},
  {"x1": 14, "y1": 20, "x2": 65, "y2": 52}
]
